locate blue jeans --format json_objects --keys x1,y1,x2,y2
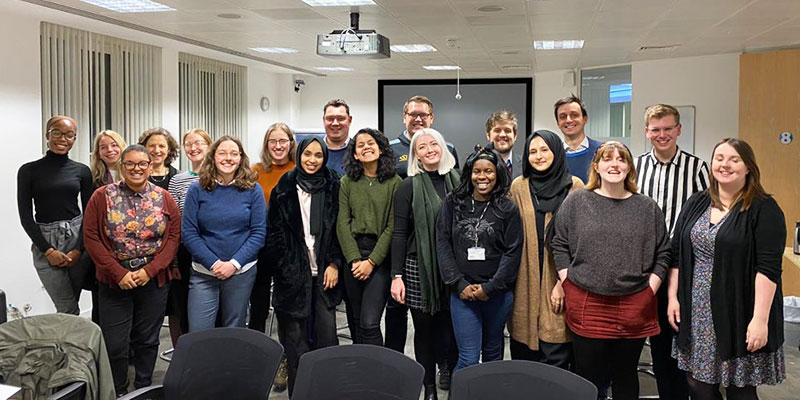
[
  {"x1": 188, "y1": 267, "x2": 257, "y2": 331},
  {"x1": 450, "y1": 290, "x2": 513, "y2": 370}
]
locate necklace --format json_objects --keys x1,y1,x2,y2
[
  {"x1": 365, "y1": 176, "x2": 377, "y2": 186},
  {"x1": 150, "y1": 175, "x2": 168, "y2": 183}
]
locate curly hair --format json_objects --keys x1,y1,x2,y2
[
  {"x1": 198, "y1": 135, "x2": 257, "y2": 191},
  {"x1": 343, "y1": 128, "x2": 397, "y2": 183},
  {"x1": 90, "y1": 130, "x2": 127, "y2": 187},
  {"x1": 449, "y1": 144, "x2": 512, "y2": 213},
  {"x1": 138, "y1": 127, "x2": 179, "y2": 166}
]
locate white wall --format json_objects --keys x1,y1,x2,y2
[
  {"x1": 631, "y1": 54, "x2": 740, "y2": 160},
  {"x1": 294, "y1": 76, "x2": 379, "y2": 134}
]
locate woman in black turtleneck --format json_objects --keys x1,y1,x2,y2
[
  {"x1": 390, "y1": 128, "x2": 459, "y2": 400},
  {"x1": 17, "y1": 115, "x2": 93, "y2": 314},
  {"x1": 266, "y1": 137, "x2": 343, "y2": 397}
]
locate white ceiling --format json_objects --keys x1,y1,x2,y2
[{"x1": 28, "y1": 0, "x2": 800, "y2": 77}]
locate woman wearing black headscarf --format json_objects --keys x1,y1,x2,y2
[
  {"x1": 507, "y1": 130, "x2": 584, "y2": 368},
  {"x1": 266, "y1": 137, "x2": 343, "y2": 397}
]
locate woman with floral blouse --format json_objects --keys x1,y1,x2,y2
[{"x1": 83, "y1": 144, "x2": 180, "y2": 397}]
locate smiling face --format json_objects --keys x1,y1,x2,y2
[
  {"x1": 267, "y1": 129, "x2": 292, "y2": 165},
  {"x1": 594, "y1": 148, "x2": 630, "y2": 186},
  {"x1": 301, "y1": 140, "x2": 325, "y2": 175},
  {"x1": 47, "y1": 118, "x2": 77, "y2": 155},
  {"x1": 214, "y1": 140, "x2": 242, "y2": 180},
  {"x1": 528, "y1": 135, "x2": 554, "y2": 172},
  {"x1": 414, "y1": 133, "x2": 442, "y2": 172},
  {"x1": 353, "y1": 133, "x2": 381, "y2": 164},
  {"x1": 646, "y1": 115, "x2": 681, "y2": 155},
  {"x1": 323, "y1": 105, "x2": 351, "y2": 144},
  {"x1": 711, "y1": 142, "x2": 748, "y2": 189},
  {"x1": 403, "y1": 101, "x2": 434, "y2": 137},
  {"x1": 146, "y1": 134, "x2": 169, "y2": 168},
  {"x1": 471, "y1": 158, "x2": 497, "y2": 201},
  {"x1": 98, "y1": 135, "x2": 121, "y2": 165},
  {"x1": 556, "y1": 102, "x2": 588, "y2": 140},
  {"x1": 121, "y1": 150, "x2": 151, "y2": 191},
  {"x1": 486, "y1": 121, "x2": 517, "y2": 155},
  {"x1": 183, "y1": 133, "x2": 209, "y2": 165}
]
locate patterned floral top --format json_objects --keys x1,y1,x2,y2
[{"x1": 104, "y1": 181, "x2": 168, "y2": 260}]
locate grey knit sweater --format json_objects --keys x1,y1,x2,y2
[{"x1": 551, "y1": 190, "x2": 670, "y2": 296}]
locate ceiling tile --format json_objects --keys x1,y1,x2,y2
[{"x1": 251, "y1": 8, "x2": 328, "y2": 21}]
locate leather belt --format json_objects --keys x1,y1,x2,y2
[{"x1": 120, "y1": 255, "x2": 154, "y2": 271}]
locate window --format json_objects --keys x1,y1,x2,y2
[
  {"x1": 40, "y1": 22, "x2": 162, "y2": 161},
  {"x1": 580, "y1": 65, "x2": 631, "y2": 145},
  {"x1": 178, "y1": 53, "x2": 247, "y2": 169}
]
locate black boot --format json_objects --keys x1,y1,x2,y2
[
  {"x1": 437, "y1": 361, "x2": 451, "y2": 391},
  {"x1": 424, "y1": 384, "x2": 438, "y2": 400}
]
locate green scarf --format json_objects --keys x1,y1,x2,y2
[{"x1": 411, "y1": 169, "x2": 460, "y2": 314}]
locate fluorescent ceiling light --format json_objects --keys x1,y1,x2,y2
[
  {"x1": 391, "y1": 44, "x2": 437, "y2": 53},
  {"x1": 534, "y1": 40, "x2": 584, "y2": 50},
  {"x1": 300, "y1": 0, "x2": 375, "y2": 6},
  {"x1": 502, "y1": 65, "x2": 532, "y2": 70},
  {"x1": 423, "y1": 65, "x2": 461, "y2": 71},
  {"x1": 80, "y1": 0, "x2": 174, "y2": 13},
  {"x1": 315, "y1": 67, "x2": 354, "y2": 71},
  {"x1": 250, "y1": 47, "x2": 299, "y2": 54}
]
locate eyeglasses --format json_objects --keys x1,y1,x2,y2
[
  {"x1": 215, "y1": 151, "x2": 241, "y2": 159},
  {"x1": 405, "y1": 112, "x2": 431, "y2": 120},
  {"x1": 268, "y1": 139, "x2": 291, "y2": 147},
  {"x1": 48, "y1": 130, "x2": 77, "y2": 141},
  {"x1": 324, "y1": 116, "x2": 349, "y2": 123},
  {"x1": 122, "y1": 161, "x2": 151, "y2": 170},
  {"x1": 184, "y1": 140, "x2": 208, "y2": 149},
  {"x1": 646, "y1": 125, "x2": 679, "y2": 135}
]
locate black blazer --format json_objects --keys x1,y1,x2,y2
[
  {"x1": 671, "y1": 191, "x2": 785, "y2": 360},
  {"x1": 266, "y1": 169, "x2": 343, "y2": 318}
]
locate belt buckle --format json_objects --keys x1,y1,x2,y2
[{"x1": 128, "y1": 257, "x2": 145, "y2": 270}]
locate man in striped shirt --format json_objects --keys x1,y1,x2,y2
[{"x1": 635, "y1": 104, "x2": 709, "y2": 400}]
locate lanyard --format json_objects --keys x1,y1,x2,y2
[{"x1": 471, "y1": 198, "x2": 490, "y2": 247}]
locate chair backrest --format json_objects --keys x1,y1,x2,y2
[
  {"x1": 0, "y1": 290, "x2": 6, "y2": 324},
  {"x1": 48, "y1": 382, "x2": 86, "y2": 400},
  {"x1": 449, "y1": 360, "x2": 597, "y2": 400},
  {"x1": 292, "y1": 344, "x2": 424, "y2": 400},
  {"x1": 162, "y1": 327, "x2": 283, "y2": 400}
]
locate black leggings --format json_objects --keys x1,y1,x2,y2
[
  {"x1": 686, "y1": 374, "x2": 758, "y2": 400},
  {"x1": 410, "y1": 308, "x2": 458, "y2": 385},
  {"x1": 342, "y1": 235, "x2": 390, "y2": 345},
  {"x1": 572, "y1": 334, "x2": 645, "y2": 400},
  {"x1": 509, "y1": 337, "x2": 572, "y2": 370}
]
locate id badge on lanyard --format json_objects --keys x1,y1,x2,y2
[{"x1": 467, "y1": 199, "x2": 489, "y2": 261}]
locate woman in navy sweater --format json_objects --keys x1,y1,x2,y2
[{"x1": 182, "y1": 135, "x2": 266, "y2": 331}]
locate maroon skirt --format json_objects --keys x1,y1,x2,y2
[{"x1": 562, "y1": 279, "x2": 659, "y2": 339}]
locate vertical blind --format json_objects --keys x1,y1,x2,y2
[
  {"x1": 40, "y1": 22, "x2": 162, "y2": 161},
  {"x1": 178, "y1": 52, "x2": 247, "y2": 143}
]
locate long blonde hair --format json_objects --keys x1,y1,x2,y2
[
  {"x1": 584, "y1": 141, "x2": 639, "y2": 193},
  {"x1": 258, "y1": 122, "x2": 296, "y2": 171},
  {"x1": 198, "y1": 136, "x2": 257, "y2": 191},
  {"x1": 90, "y1": 130, "x2": 127, "y2": 187}
]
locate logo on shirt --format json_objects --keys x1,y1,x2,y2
[{"x1": 399, "y1": 155, "x2": 408, "y2": 162}]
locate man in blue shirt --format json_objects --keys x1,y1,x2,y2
[
  {"x1": 322, "y1": 99, "x2": 351, "y2": 176},
  {"x1": 554, "y1": 95, "x2": 602, "y2": 182}
]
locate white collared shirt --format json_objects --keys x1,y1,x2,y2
[{"x1": 564, "y1": 136, "x2": 589, "y2": 154}]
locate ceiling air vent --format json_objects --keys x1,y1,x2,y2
[{"x1": 637, "y1": 44, "x2": 681, "y2": 52}]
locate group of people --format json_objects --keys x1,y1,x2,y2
[{"x1": 17, "y1": 94, "x2": 787, "y2": 400}]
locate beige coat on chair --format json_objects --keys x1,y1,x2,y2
[{"x1": 507, "y1": 176, "x2": 583, "y2": 351}]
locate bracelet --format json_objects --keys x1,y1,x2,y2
[{"x1": 367, "y1": 258, "x2": 376, "y2": 267}]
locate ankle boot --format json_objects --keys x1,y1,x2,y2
[{"x1": 424, "y1": 384, "x2": 438, "y2": 400}]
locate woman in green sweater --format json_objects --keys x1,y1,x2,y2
[{"x1": 337, "y1": 128, "x2": 401, "y2": 345}]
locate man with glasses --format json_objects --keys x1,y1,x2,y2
[
  {"x1": 553, "y1": 95, "x2": 603, "y2": 182},
  {"x1": 387, "y1": 95, "x2": 459, "y2": 392},
  {"x1": 390, "y1": 95, "x2": 459, "y2": 179},
  {"x1": 635, "y1": 104, "x2": 709, "y2": 400},
  {"x1": 485, "y1": 110, "x2": 520, "y2": 178},
  {"x1": 323, "y1": 99, "x2": 352, "y2": 176}
]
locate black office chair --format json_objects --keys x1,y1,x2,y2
[
  {"x1": 48, "y1": 381, "x2": 87, "y2": 400},
  {"x1": 449, "y1": 360, "x2": 597, "y2": 400},
  {"x1": 291, "y1": 344, "x2": 424, "y2": 400},
  {"x1": 120, "y1": 327, "x2": 283, "y2": 400}
]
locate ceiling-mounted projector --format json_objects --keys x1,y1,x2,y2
[{"x1": 316, "y1": 12, "x2": 390, "y2": 59}]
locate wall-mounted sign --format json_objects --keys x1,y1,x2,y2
[{"x1": 780, "y1": 131, "x2": 793, "y2": 145}]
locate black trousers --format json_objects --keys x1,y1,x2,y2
[
  {"x1": 509, "y1": 337, "x2": 573, "y2": 370},
  {"x1": 276, "y1": 278, "x2": 338, "y2": 397},
  {"x1": 410, "y1": 308, "x2": 458, "y2": 385},
  {"x1": 572, "y1": 334, "x2": 646, "y2": 400},
  {"x1": 248, "y1": 248, "x2": 272, "y2": 333},
  {"x1": 650, "y1": 285, "x2": 690, "y2": 400},
  {"x1": 342, "y1": 260, "x2": 390, "y2": 345},
  {"x1": 384, "y1": 297, "x2": 408, "y2": 352},
  {"x1": 98, "y1": 280, "x2": 169, "y2": 395}
]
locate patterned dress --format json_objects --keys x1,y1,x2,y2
[{"x1": 673, "y1": 206, "x2": 785, "y2": 386}]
